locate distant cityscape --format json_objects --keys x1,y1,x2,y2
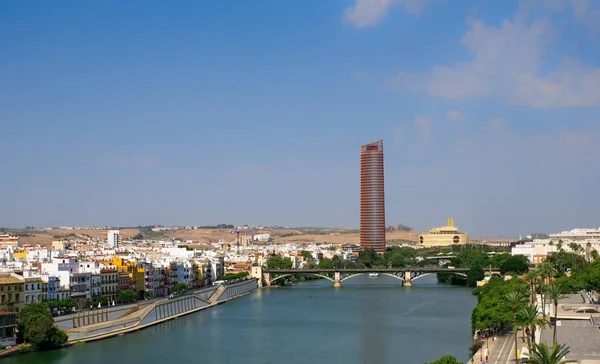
[{"x1": 1, "y1": 139, "x2": 598, "y2": 361}]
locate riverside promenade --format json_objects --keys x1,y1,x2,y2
[
  {"x1": 471, "y1": 326, "x2": 542, "y2": 364},
  {"x1": 61, "y1": 279, "x2": 258, "y2": 344}
]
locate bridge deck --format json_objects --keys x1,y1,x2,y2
[{"x1": 263, "y1": 267, "x2": 470, "y2": 273}]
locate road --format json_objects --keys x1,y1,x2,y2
[{"x1": 470, "y1": 328, "x2": 524, "y2": 364}]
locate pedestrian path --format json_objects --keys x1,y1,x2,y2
[
  {"x1": 469, "y1": 328, "x2": 517, "y2": 364},
  {"x1": 471, "y1": 327, "x2": 544, "y2": 364}
]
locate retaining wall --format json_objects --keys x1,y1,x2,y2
[{"x1": 65, "y1": 279, "x2": 258, "y2": 343}]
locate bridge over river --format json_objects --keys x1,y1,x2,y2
[{"x1": 260, "y1": 267, "x2": 477, "y2": 288}]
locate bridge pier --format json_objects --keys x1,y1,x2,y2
[
  {"x1": 333, "y1": 271, "x2": 341, "y2": 288},
  {"x1": 403, "y1": 271, "x2": 412, "y2": 287},
  {"x1": 263, "y1": 272, "x2": 271, "y2": 287}
]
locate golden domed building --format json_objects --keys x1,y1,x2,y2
[{"x1": 419, "y1": 218, "x2": 469, "y2": 247}]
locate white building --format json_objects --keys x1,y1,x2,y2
[
  {"x1": 512, "y1": 227, "x2": 600, "y2": 264},
  {"x1": 253, "y1": 234, "x2": 270, "y2": 242},
  {"x1": 107, "y1": 230, "x2": 120, "y2": 248}
]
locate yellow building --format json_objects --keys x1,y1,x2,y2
[
  {"x1": 0, "y1": 274, "x2": 24, "y2": 312},
  {"x1": 419, "y1": 217, "x2": 469, "y2": 247},
  {"x1": 127, "y1": 264, "x2": 145, "y2": 293},
  {"x1": 12, "y1": 251, "x2": 26, "y2": 260}
]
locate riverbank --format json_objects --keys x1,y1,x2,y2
[
  {"x1": 1, "y1": 279, "x2": 258, "y2": 358},
  {"x1": 66, "y1": 279, "x2": 258, "y2": 344}
]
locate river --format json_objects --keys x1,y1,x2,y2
[{"x1": 7, "y1": 274, "x2": 476, "y2": 364}]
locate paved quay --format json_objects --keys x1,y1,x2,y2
[
  {"x1": 470, "y1": 326, "x2": 537, "y2": 364},
  {"x1": 63, "y1": 279, "x2": 258, "y2": 344}
]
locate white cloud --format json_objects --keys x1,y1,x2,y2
[
  {"x1": 446, "y1": 110, "x2": 465, "y2": 125},
  {"x1": 344, "y1": 0, "x2": 427, "y2": 28},
  {"x1": 390, "y1": 14, "x2": 600, "y2": 108}
]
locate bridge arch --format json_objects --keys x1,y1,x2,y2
[
  {"x1": 268, "y1": 273, "x2": 334, "y2": 284},
  {"x1": 411, "y1": 272, "x2": 467, "y2": 283},
  {"x1": 381, "y1": 273, "x2": 406, "y2": 283},
  {"x1": 339, "y1": 273, "x2": 365, "y2": 282}
]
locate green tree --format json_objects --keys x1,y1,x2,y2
[
  {"x1": 317, "y1": 258, "x2": 335, "y2": 269},
  {"x1": 500, "y1": 255, "x2": 530, "y2": 275},
  {"x1": 17, "y1": 303, "x2": 68, "y2": 350},
  {"x1": 506, "y1": 290, "x2": 529, "y2": 362},
  {"x1": 425, "y1": 355, "x2": 463, "y2": 364},
  {"x1": 516, "y1": 304, "x2": 547, "y2": 350},
  {"x1": 299, "y1": 250, "x2": 313, "y2": 261},
  {"x1": 118, "y1": 289, "x2": 136, "y2": 303},
  {"x1": 467, "y1": 264, "x2": 485, "y2": 287},
  {"x1": 332, "y1": 255, "x2": 343, "y2": 269},
  {"x1": 98, "y1": 295, "x2": 109, "y2": 306},
  {"x1": 267, "y1": 256, "x2": 293, "y2": 270},
  {"x1": 591, "y1": 249, "x2": 599, "y2": 261},
  {"x1": 545, "y1": 284, "x2": 568, "y2": 345},
  {"x1": 358, "y1": 247, "x2": 386, "y2": 268},
  {"x1": 522, "y1": 343, "x2": 576, "y2": 364},
  {"x1": 171, "y1": 283, "x2": 187, "y2": 293},
  {"x1": 58, "y1": 298, "x2": 75, "y2": 309}
]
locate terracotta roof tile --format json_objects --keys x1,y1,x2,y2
[{"x1": 0, "y1": 274, "x2": 24, "y2": 285}]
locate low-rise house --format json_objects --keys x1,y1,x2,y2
[
  {"x1": 70, "y1": 272, "x2": 91, "y2": 309},
  {"x1": 24, "y1": 277, "x2": 43, "y2": 305},
  {"x1": 100, "y1": 267, "x2": 119, "y2": 302},
  {"x1": 118, "y1": 271, "x2": 131, "y2": 292}
]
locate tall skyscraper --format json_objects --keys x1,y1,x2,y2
[
  {"x1": 107, "y1": 230, "x2": 120, "y2": 248},
  {"x1": 360, "y1": 140, "x2": 386, "y2": 253}
]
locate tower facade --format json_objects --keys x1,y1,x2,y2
[
  {"x1": 107, "y1": 230, "x2": 120, "y2": 249},
  {"x1": 360, "y1": 140, "x2": 386, "y2": 252}
]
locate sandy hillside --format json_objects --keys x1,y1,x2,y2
[{"x1": 12, "y1": 227, "x2": 506, "y2": 247}]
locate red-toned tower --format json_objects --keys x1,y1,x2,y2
[{"x1": 360, "y1": 140, "x2": 386, "y2": 253}]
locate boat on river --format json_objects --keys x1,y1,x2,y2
[{"x1": 368, "y1": 273, "x2": 379, "y2": 278}]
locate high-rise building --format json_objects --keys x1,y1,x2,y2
[
  {"x1": 107, "y1": 230, "x2": 120, "y2": 248},
  {"x1": 360, "y1": 140, "x2": 386, "y2": 253}
]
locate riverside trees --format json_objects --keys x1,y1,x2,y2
[
  {"x1": 425, "y1": 355, "x2": 463, "y2": 364},
  {"x1": 523, "y1": 343, "x2": 576, "y2": 364},
  {"x1": 17, "y1": 303, "x2": 68, "y2": 350}
]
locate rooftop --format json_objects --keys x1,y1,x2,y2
[
  {"x1": 540, "y1": 319, "x2": 600, "y2": 362},
  {"x1": 0, "y1": 274, "x2": 24, "y2": 284}
]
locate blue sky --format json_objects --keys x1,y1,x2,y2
[{"x1": 1, "y1": 0, "x2": 599, "y2": 237}]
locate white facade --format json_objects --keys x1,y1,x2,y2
[
  {"x1": 107, "y1": 230, "x2": 120, "y2": 248},
  {"x1": 511, "y1": 230, "x2": 600, "y2": 263},
  {"x1": 253, "y1": 234, "x2": 270, "y2": 242}
]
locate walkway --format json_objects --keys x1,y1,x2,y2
[{"x1": 472, "y1": 327, "x2": 544, "y2": 364}]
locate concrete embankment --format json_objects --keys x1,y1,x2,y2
[{"x1": 63, "y1": 279, "x2": 258, "y2": 344}]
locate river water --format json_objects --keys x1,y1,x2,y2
[{"x1": 7, "y1": 275, "x2": 476, "y2": 364}]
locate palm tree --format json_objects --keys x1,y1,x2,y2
[
  {"x1": 522, "y1": 342, "x2": 576, "y2": 364},
  {"x1": 526, "y1": 269, "x2": 541, "y2": 304},
  {"x1": 591, "y1": 249, "x2": 599, "y2": 262},
  {"x1": 537, "y1": 262, "x2": 557, "y2": 319},
  {"x1": 506, "y1": 290, "x2": 528, "y2": 362},
  {"x1": 517, "y1": 304, "x2": 548, "y2": 350},
  {"x1": 545, "y1": 284, "x2": 568, "y2": 345},
  {"x1": 585, "y1": 242, "x2": 591, "y2": 263}
]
